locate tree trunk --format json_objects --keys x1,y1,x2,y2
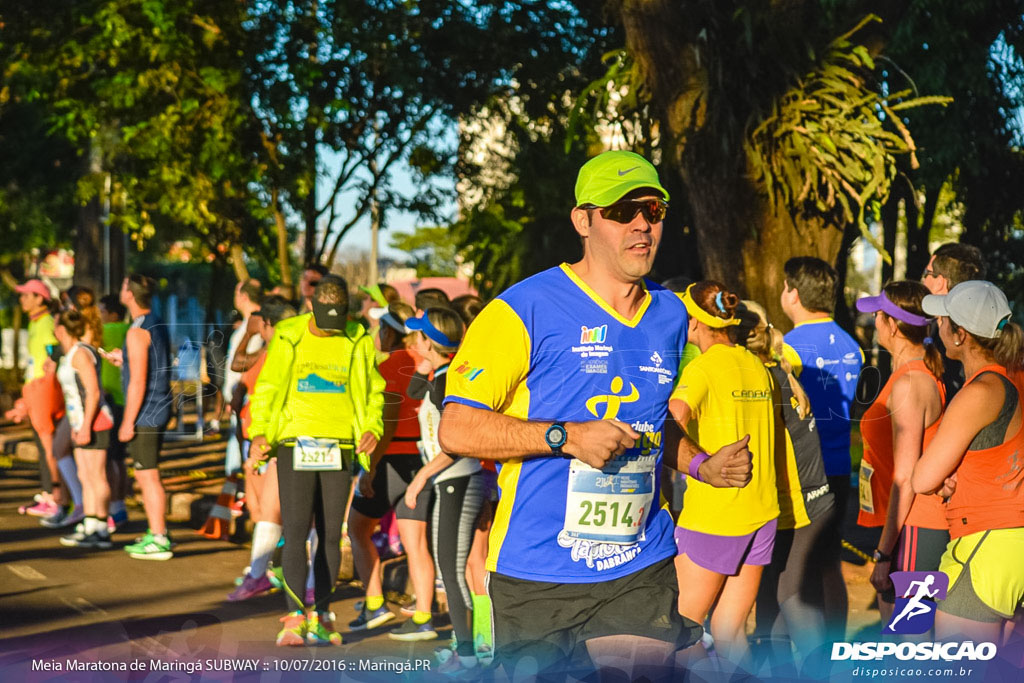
[
  {"x1": 74, "y1": 144, "x2": 104, "y2": 292},
  {"x1": 620, "y1": 0, "x2": 845, "y2": 330},
  {"x1": 272, "y1": 189, "x2": 293, "y2": 288},
  {"x1": 907, "y1": 182, "x2": 941, "y2": 279},
  {"x1": 880, "y1": 189, "x2": 900, "y2": 285},
  {"x1": 229, "y1": 244, "x2": 249, "y2": 283},
  {"x1": 834, "y1": 221, "x2": 862, "y2": 332}
]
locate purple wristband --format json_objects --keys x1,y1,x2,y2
[{"x1": 688, "y1": 452, "x2": 710, "y2": 482}]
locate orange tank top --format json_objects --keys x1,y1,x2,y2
[
  {"x1": 858, "y1": 360, "x2": 947, "y2": 529},
  {"x1": 946, "y1": 364, "x2": 1024, "y2": 539}
]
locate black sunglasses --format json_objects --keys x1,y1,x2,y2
[{"x1": 586, "y1": 199, "x2": 668, "y2": 225}]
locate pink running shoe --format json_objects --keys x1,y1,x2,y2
[
  {"x1": 24, "y1": 500, "x2": 59, "y2": 518},
  {"x1": 227, "y1": 573, "x2": 274, "y2": 601}
]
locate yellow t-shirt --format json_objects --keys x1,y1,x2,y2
[
  {"x1": 671, "y1": 344, "x2": 780, "y2": 536},
  {"x1": 26, "y1": 312, "x2": 57, "y2": 381}
]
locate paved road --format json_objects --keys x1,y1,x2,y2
[{"x1": 0, "y1": 459, "x2": 457, "y2": 682}]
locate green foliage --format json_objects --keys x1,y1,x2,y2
[
  {"x1": 453, "y1": 102, "x2": 593, "y2": 299},
  {"x1": 388, "y1": 226, "x2": 460, "y2": 278},
  {"x1": 745, "y1": 15, "x2": 951, "y2": 262},
  {"x1": 6, "y1": 0, "x2": 272, "y2": 267},
  {"x1": 0, "y1": 102, "x2": 78, "y2": 268}
]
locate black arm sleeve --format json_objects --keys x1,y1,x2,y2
[{"x1": 407, "y1": 372, "x2": 431, "y2": 401}]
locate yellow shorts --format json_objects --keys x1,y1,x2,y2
[{"x1": 938, "y1": 528, "x2": 1024, "y2": 622}]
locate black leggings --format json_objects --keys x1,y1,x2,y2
[
  {"x1": 276, "y1": 445, "x2": 352, "y2": 612},
  {"x1": 431, "y1": 473, "x2": 485, "y2": 656},
  {"x1": 756, "y1": 505, "x2": 835, "y2": 653}
]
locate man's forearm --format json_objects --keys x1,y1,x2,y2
[
  {"x1": 123, "y1": 380, "x2": 145, "y2": 427},
  {"x1": 439, "y1": 402, "x2": 552, "y2": 462},
  {"x1": 230, "y1": 334, "x2": 261, "y2": 372}
]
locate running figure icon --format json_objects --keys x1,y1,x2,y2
[{"x1": 888, "y1": 574, "x2": 939, "y2": 630}]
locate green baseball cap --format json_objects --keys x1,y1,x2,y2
[{"x1": 574, "y1": 150, "x2": 669, "y2": 207}]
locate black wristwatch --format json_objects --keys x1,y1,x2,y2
[
  {"x1": 545, "y1": 421, "x2": 568, "y2": 456},
  {"x1": 872, "y1": 549, "x2": 891, "y2": 563}
]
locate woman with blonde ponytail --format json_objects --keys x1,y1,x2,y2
[
  {"x1": 914, "y1": 281, "x2": 1024, "y2": 644},
  {"x1": 855, "y1": 281, "x2": 948, "y2": 626},
  {"x1": 737, "y1": 301, "x2": 835, "y2": 663}
]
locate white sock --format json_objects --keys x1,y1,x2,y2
[
  {"x1": 250, "y1": 522, "x2": 282, "y2": 577},
  {"x1": 305, "y1": 528, "x2": 319, "y2": 590},
  {"x1": 84, "y1": 516, "x2": 100, "y2": 534}
]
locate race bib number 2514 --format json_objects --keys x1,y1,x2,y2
[{"x1": 563, "y1": 458, "x2": 655, "y2": 545}]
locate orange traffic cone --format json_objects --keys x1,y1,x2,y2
[{"x1": 199, "y1": 473, "x2": 240, "y2": 540}]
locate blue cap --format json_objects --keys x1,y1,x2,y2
[{"x1": 406, "y1": 313, "x2": 456, "y2": 348}]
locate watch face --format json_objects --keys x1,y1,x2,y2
[{"x1": 546, "y1": 424, "x2": 567, "y2": 448}]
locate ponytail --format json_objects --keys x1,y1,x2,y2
[
  {"x1": 923, "y1": 338, "x2": 944, "y2": 382},
  {"x1": 993, "y1": 322, "x2": 1024, "y2": 372}
]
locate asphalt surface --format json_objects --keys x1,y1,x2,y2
[{"x1": 0, "y1": 458, "x2": 461, "y2": 682}]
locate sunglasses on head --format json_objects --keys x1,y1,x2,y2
[{"x1": 585, "y1": 199, "x2": 668, "y2": 224}]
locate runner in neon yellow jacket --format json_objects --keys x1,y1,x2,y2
[
  {"x1": 248, "y1": 313, "x2": 385, "y2": 457},
  {"x1": 247, "y1": 277, "x2": 386, "y2": 647}
]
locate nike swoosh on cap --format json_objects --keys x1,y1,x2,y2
[{"x1": 617, "y1": 166, "x2": 640, "y2": 176}]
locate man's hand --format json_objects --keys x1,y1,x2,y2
[
  {"x1": 251, "y1": 435, "x2": 271, "y2": 460},
  {"x1": 357, "y1": 431, "x2": 378, "y2": 456},
  {"x1": 74, "y1": 427, "x2": 91, "y2": 447},
  {"x1": 870, "y1": 559, "x2": 893, "y2": 594},
  {"x1": 99, "y1": 348, "x2": 124, "y2": 368},
  {"x1": 6, "y1": 399, "x2": 27, "y2": 423},
  {"x1": 564, "y1": 420, "x2": 639, "y2": 469},
  {"x1": 698, "y1": 435, "x2": 752, "y2": 488},
  {"x1": 358, "y1": 469, "x2": 375, "y2": 498},
  {"x1": 118, "y1": 422, "x2": 135, "y2": 443}
]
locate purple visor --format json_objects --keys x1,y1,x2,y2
[{"x1": 856, "y1": 291, "x2": 931, "y2": 327}]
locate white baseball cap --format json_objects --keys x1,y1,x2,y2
[{"x1": 922, "y1": 280, "x2": 1012, "y2": 339}]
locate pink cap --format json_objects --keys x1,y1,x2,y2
[{"x1": 15, "y1": 279, "x2": 52, "y2": 301}]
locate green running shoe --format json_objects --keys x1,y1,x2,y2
[{"x1": 124, "y1": 531, "x2": 173, "y2": 560}]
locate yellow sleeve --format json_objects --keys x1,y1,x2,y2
[
  {"x1": 781, "y1": 343, "x2": 803, "y2": 378},
  {"x1": 445, "y1": 299, "x2": 530, "y2": 412},
  {"x1": 248, "y1": 328, "x2": 295, "y2": 441},
  {"x1": 350, "y1": 333, "x2": 385, "y2": 442},
  {"x1": 670, "y1": 357, "x2": 710, "y2": 417}
]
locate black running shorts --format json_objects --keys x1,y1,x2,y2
[
  {"x1": 126, "y1": 426, "x2": 165, "y2": 471},
  {"x1": 350, "y1": 453, "x2": 432, "y2": 522},
  {"x1": 488, "y1": 557, "x2": 702, "y2": 671}
]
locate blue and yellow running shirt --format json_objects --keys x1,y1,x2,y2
[
  {"x1": 781, "y1": 318, "x2": 863, "y2": 477},
  {"x1": 444, "y1": 264, "x2": 686, "y2": 583}
]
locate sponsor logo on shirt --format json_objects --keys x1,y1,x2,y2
[
  {"x1": 580, "y1": 325, "x2": 608, "y2": 344},
  {"x1": 585, "y1": 376, "x2": 639, "y2": 419},
  {"x1": 581, "y1": 359, "x2": 609, "y2": 374},
  {"x1": 296, "y1": 373, "x2": 347, "y2": 393},
  {"x1": 557, "y1": 530, "x2": 643, "y2": 571},
  {"x1": 639, "y1": 350, "x2": 674, "y2": 384},
  {"x1": 454, "y1": 361, "x2": 484, "y2": 381},
  {"x1": 573, "y1": 325, "x2": 613, "y2": 359},
  {"x1": 731, "y1": 388, "x2": 771, "y2": 401}
]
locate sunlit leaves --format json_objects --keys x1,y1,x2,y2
[{"x1": 745, "y1": 15, "x2": 951, "y2": 262}]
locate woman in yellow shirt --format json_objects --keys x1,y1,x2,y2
[{"x1": 670, "y1": 282, "x2": 779, "y2": 667}]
